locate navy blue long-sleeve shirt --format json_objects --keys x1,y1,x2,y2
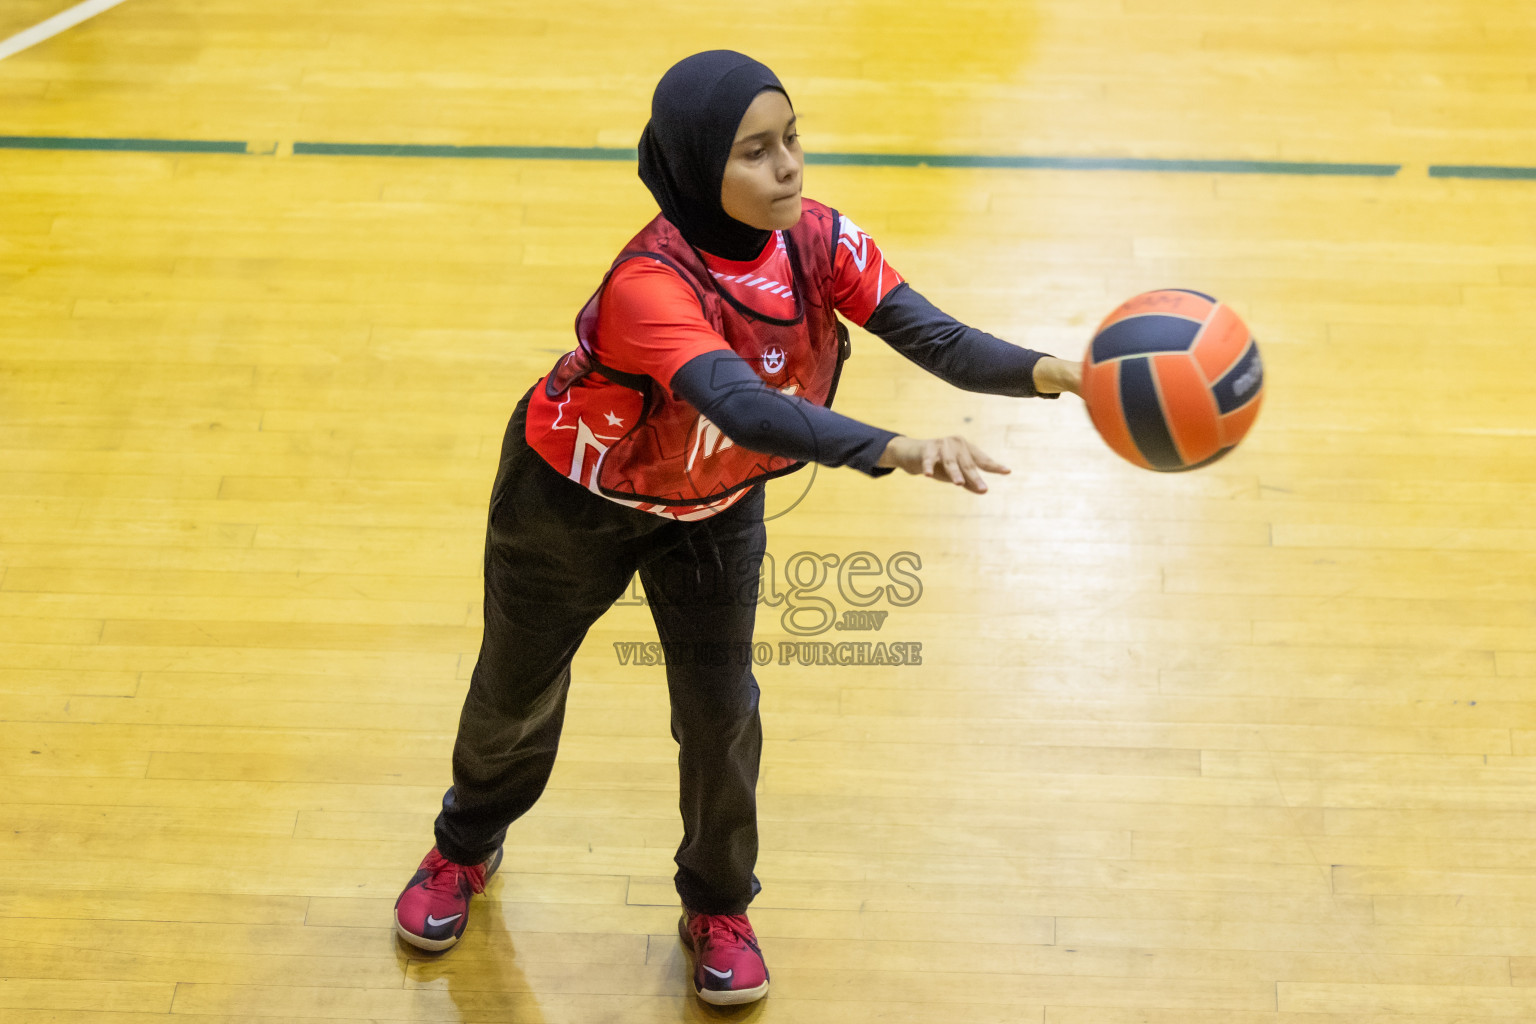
[{"x1": 669, "y1": 282, "x2": 1058, "y2": 476}]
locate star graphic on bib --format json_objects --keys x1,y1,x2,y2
[{"x1": 604, "y1": 410, "x2": 624, "y2": 427}]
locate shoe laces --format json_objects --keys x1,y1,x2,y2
[
  {"x1": 423, "y1": 848, "x2": 488, "y2": 896},
  {"x1": 691, "y1": 912, "x2": 754, "y2": 953}
]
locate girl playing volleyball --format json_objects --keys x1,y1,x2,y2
[{"x1": 393, "y1": 49, "x2": 1083, "y2": 1006}]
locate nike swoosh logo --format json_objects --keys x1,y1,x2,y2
[
  {"x1": 425, "y1": 914, "x2": 462, "y2": 927},
  {"x1": 702, "y1": 966, "x2": 733, "y2": 980}
]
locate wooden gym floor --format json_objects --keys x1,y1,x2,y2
[{"x1": 2, "y1": 1, "x2": 1535, "y2": 1021}]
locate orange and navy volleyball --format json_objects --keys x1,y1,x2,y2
[{"x1": 1081, "y1": 289, "x2": 1263, "y2": 472}]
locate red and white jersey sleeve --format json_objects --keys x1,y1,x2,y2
[
  {"x1": 595, "y1": 259, "x2": 733, "y2": 388},
  {"x1": 830, "y1": 214, "x2": 905, "y2": 327}
]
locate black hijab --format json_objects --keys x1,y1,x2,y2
[{"x1": 637, "y1": 51, "x2": 790, "y2": 261}]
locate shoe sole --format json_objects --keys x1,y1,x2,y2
[
  {"x1": 677, "y1": 914, "x2": 770, "y2": 1006},
  {"x1": 394, "y1": 920, "x2": 459, "y2": 952},
  {"x1": 394, "y1": 846, "x2": 504, "y2": 953},
  {"x1": 696, "y1": 982, "x2": 770, "y2": 1007}
]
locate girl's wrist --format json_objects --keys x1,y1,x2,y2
[
  {"x1": 877, "y1": 435, "x2": 912, "y2": 469},
  {"x1": 1032, "y1": 356, "x2": 1064, "y2": 393},
  {"x1": 1033, "y1": 356, "x2": 1081, "y2": 396}
]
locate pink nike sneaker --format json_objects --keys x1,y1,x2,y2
[
  {"x1": 678, "y1": 908, "x2": 770, "y2": 1005},
  {"x1": 393, "y1": 845, "x2": 502, "y2": 951}
]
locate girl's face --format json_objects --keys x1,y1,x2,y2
[{"x1": 720, "y1": 90, "x2": 804, "y2": 232}]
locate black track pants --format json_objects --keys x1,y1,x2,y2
[{"x1": 433, "y1": 389, "x2": 769, "y2": 914}]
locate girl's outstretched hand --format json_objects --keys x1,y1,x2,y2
[{"x1": 877, "y1": 435, "x2": 1010, "y2": 494}]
